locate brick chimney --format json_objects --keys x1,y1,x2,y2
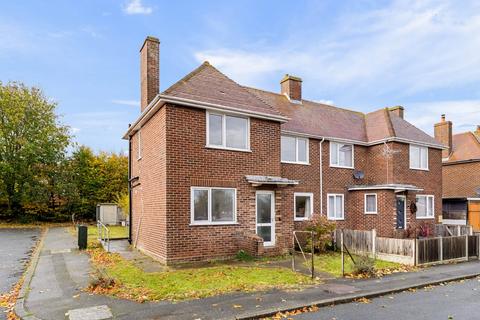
[
  {"x1": 475, "y1": 125, "x2": 480, "y2": 137},
  {"x1": 280, "y1": 74, "x2": 302, "y2": 102},
  {"x1": 140, "y1": 36, "x2": 160, "y2": 112},
  {"x1": 434, "y1": 114, "x2": 453, "y2": 158},
  {"x1": 388, "y1": 106, "x2": 404, "y2": 119}
]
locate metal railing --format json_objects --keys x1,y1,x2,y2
[{"x1": 97, "y1": 220, "x2": 110, "y2": 252}]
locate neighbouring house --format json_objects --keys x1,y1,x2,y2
[
  {"x1": 124, "y1": 36, "x2": 444, "y2": 264},
  {"x1": 434, "y1": 115, "x2": 480, "y2": 230}
]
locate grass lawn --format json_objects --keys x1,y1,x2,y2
[
  {"x1": 310, "y1": 252, "x2": 403, "y2": 277},
  {"x1": 86, "y1": 225, "x2": 128, "y2": 240},
  {"x1": 88, "y1": 247, "x2": 315, "y2": 301}
]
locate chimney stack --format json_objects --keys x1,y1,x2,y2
[
  {"x1": 434, "y1": 114, "x2": 453, "y2": 158},
  {"x1": 280, "y1": 74, "x2": 302, "y2": 102},
  {"x1": 475, "y1": 125, "x2": 480, "y2": 137},
  {"x1": 140, "y1": 36, "x2": 160, "y2": 112},
  {"x1": 388, "y1": 106, "x2": 404, "y2": 119}
]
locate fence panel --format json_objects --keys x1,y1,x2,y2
[
  {"x1": 376, "y1": 237, "x2": 415, "y2": 265},
  {"x1": 442, "y1": 236, "x2": 467, "y2": 260},
  {"x1": 336, "y1": 229, "x2": 372, "y2": 255},
  {"x1": 417, "y1": 238, "x2": 440, "y2": 265},
  {"x1": 468, "y1": 235, "x2": 479, "y2": 257}
]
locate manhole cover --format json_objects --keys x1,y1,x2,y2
[{"x1": 66, "y1": 305, "x2": 112, "y2": 320}]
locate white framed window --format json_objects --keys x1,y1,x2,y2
[
  {"x1": 327, "y1": 194, "x2": 344, "y2": 220},
  {"x1": 191, "y1": 187, "x2": 237, "y2": 225},
  {"x1": 206, "y1": 111, "x2": 250, "y2": 151},
  {"x1": 364, "y1": 193, "x2": 377, "y2": 214},
  {"x1": 294, "y1": 193, "x2": 313, "y2": 221},
  {"x1": 410, "y1": 144, "x2": 428, "y2": 170},
  {"x1": 330, "y1": 142, "x2": 354, "y2": 168},
  {"x1": 137, "y1": 130, "x2": 142, "y2": 160},
  {"x1": 281, "y1": 136, "x2": 309, "y2": 164},
  {"x1": 416, "y1": 195, "x2": 434, "y2": 219}
]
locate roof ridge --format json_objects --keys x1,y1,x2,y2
[
  {"x1": 243, "y1": 85, "x2": 364, "y2": 116},
  {"x1": 163, "y1": 61, "x2": 211, "y2": 95}
]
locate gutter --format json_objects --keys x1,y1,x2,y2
[
  {"x1": 443, "y1": 158, "x2": 480, "y2": 166},
  {"x1": 319, "y1": 138, "x2": 325, "y2": 215}
]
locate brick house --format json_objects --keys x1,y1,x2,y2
[
  {"x1": 434, "y1": 115, "x2": 480, "y2": 230},
  {"x1": 124, "y1": 37, "x2": 444, "y2": 264}
]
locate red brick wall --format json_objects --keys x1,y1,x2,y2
[
  {"x1": 443, "y1": 161, "x2": 480, "y2": 198},
  {"x1": 130, "y1": 107, "x2": 167, "y2": 262}
]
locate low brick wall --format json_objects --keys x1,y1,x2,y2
[{"x1": 234, "y1": 231, "x2": 264, "y2": 257}]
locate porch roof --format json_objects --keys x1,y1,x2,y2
[
  {"x1": 348, "y1": 183, "x2": 423, "y2": 192},
  {"x1": 245, "y1": 175, "x2": 299, "y2": 187}
]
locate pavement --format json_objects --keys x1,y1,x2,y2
[
  {"x1": 0, "y1": 228, "x2": 40, "y2": 320},
  {"x1": 292, "y1": 277, "x2": 480, "y2": 320},
  {"x1": 15, "y1": 227, "x2": 480, "y2": 320}
]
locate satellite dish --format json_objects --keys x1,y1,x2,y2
[{"x1": 353, "y1": 170, "x2": 365, "y2": 179}]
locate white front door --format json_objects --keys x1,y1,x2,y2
[{"x1": 256, "y1": 191, "x2": 275, "y2": 246}]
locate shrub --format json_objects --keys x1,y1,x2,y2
[
  {"x1": 352, "y1": 255, "x2": 375, "y2": 276},
  {"x1": 304, "y1": 215, "x2": 336, "y2": 253}
]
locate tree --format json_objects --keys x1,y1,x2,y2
[{"x1": 0, "y1": 82, "x2": 70, "y2": 216}]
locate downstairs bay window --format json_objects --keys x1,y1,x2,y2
[{"x1": 191, "y1": 187, "x2": 237, "y2": 225}]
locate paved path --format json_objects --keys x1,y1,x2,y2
[
  {"x1": 20, "y1": 227, "x2": 480, "y2": 320},
  {"x1": 293, "y1": 277, "x2": 480, "y2": 320},
  {"x1": 0, "y1": 228, "x2": 40, "y2": 320}
]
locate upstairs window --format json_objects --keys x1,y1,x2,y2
[
  {"x1": 410, "y1": 145, "x2": 428, "y2": 170},
  {"x1": 207, "y1": 112, "x2": 249, "y2": 151},
  {"x1": 330, "y1": 142, "x2": 353, "y2": 168},
  {"x1": 281, "y1": 136, "x2": 309, "y2": 164},
  {"x1": 294, "y1": 193, "x2": 313, "y2": 221},
  {"x1": 416, "y1": 195, "x2": 434, "y2": 219}
]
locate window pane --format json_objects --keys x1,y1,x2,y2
[
  {"x1": 295, "y1": 195, "x2": 311, "y2": 218},
  {"x1": 297, "y1": 138, "x2": 307, "y2": 162},
  {"x1": 328, "y1": 196, "x2": 335, "y2": 218},
  {"x1": 366, "y1": 195, "x2": 376, "y2": 212},
  {"x1": 211, "y1": 189, "x2": 234, "y2": 222},
  {"x1": 208, "y1": 114, "x2": 223, "y2": 146},
  {"x1": 339, "y1": 144, "x2": 352, "y2": 167},
  {"x1": 330, "y1": 143, "x2": 338, "y2": 165},
  {"x1": 257, "y1": 226, "x2": 271, "y2": 242},
  {"x1": 193, "y1": 189, "x2": 208, "y2": 221},
  {"x1": 226, "y1": 116, "x2": 247, "y2": 149},
  {"x1": 410, "y1": 146, "x2": 420, "y2": 168},
  {"x1": 420, "y1": 147, "x2": 428, "y2": 169},
  {"x1": 428, "y1": 197, "x2": 434, "y2": 217},
  {"x1": 417, "y1": 196, "x2": 427, "y2": 217},
  {"x1": 281, "y1": 136, "x2": 296, "y2": 162},
  {"x1": 335, "y1": 196, "x2": 343, "y2": 218},
  {"x1": 257, "y1": 193, "x2": 272, "y2": 223}
]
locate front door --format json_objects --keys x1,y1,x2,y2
[
  {"x1": 396, "y1": 196, "x2": 406, "y2": 229},
  {"x1": 256, "y1": 191, "x2": 275, "y2": 246}
]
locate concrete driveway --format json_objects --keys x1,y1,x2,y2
[{"x1": 0, "y1": 228, "x2": 40, "y2": 319}]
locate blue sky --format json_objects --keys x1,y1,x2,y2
[{"x1": 1, "y1": 0, "x2": 480, "y2": 153}]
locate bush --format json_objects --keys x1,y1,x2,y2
[
  {"x1": 304, "y1": 215, "x2": 336, "y2": 253},
  {"x1": 352, "y1": 255, "x2": 375, "y2": 276}
]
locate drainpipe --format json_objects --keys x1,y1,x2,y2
[
  {"x1": 128, "y1": 126, "x2": 133, "y2": 244},
  {"x1": 319, "y1": 138, "x2": 325, "y2": 215}
]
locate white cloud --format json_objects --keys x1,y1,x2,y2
[
  {"x1": 111, "y1": 99, "x2": 140, "y2": 107},
  {"x1": 406, "y1": 99, "x2": 480, "y2": 135},
  {"x1": 193, "y1": 0, "x2": 480, "y2": 97},
  {"x1": 123, "y1": 0, "x2": 152, "y2": 15}
]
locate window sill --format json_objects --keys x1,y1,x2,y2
[
  {"x1": 330, "y1": 164, "x2": 354, "y2": 169},
  {"x1": 327, "y1": 217, "x2": 345, "y2": 221},
  {"x1": 410, "y1": 167, "x2": 429, "y2": 171},
  {"x1": 282, "y1": 161, "x2": 310, "y2": 165},
  {"x1": 364, "y1": 212, "x2": 378, "y2": 215},
  {"x1": 415, "y1": 216, "x2": 434, "y2": 220},
  {"x1": 294, "y1": 217, "x2": 311, "y2": 222},
  {"x1": 190, "y1": 222, "x2": 239, "y2": 226},
  {"x1": 205, "y1": 145, "x2": 252, "y2": 153}
]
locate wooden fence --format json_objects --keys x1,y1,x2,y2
[
  {"x1": 336, "y1": 229, "x2": 480, "y2": 266},
  {"x1": 435, "y1": 224, "x2": 473, "y2": 237}
]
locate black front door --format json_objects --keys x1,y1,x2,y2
[{"x1": 396, "y1": 196, "x2": 406, "y2": 229}]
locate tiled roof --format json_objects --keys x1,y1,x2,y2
[
  {"x1": 163, "y1": 62, "x2": 285, "y2": 118},
  {"x1": 447, "y1": 132, "x2": 480, "y2": 163},
  {"x1": 163, "y1": 61, "x2": 440, "y2": 146}
]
